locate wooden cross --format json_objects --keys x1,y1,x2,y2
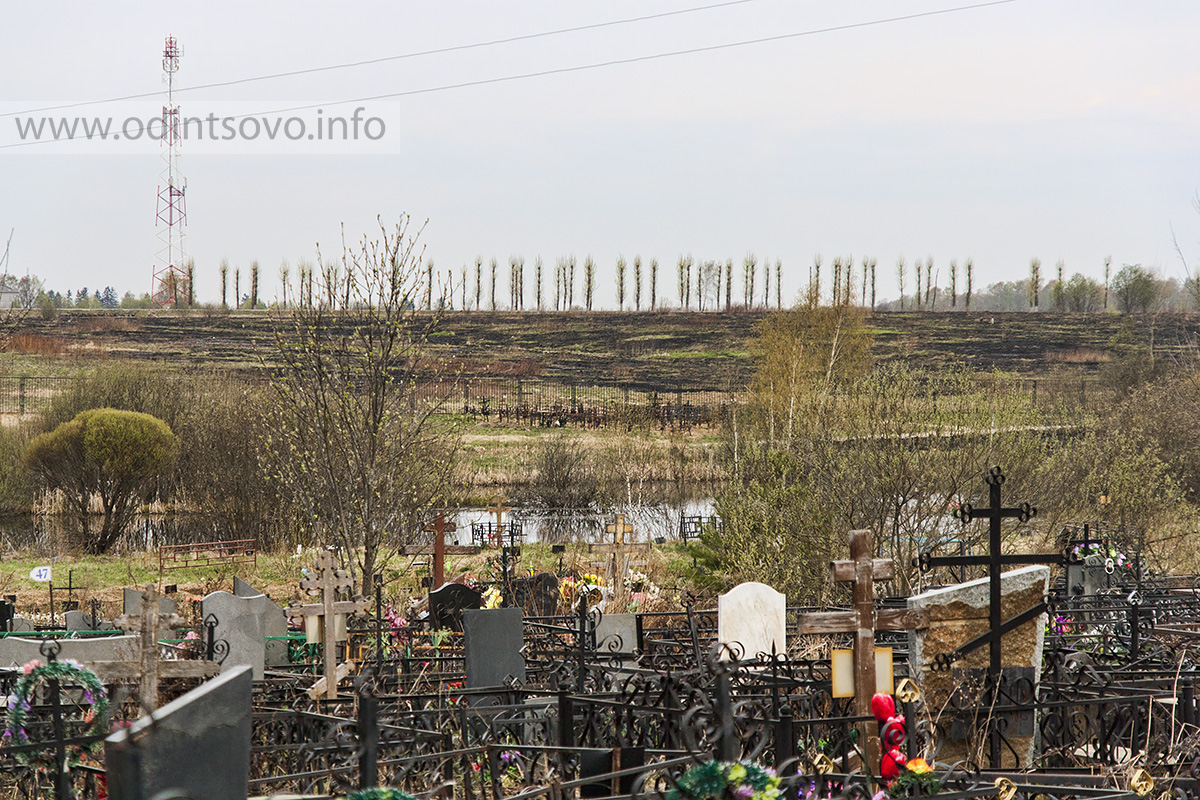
[
  {"x1": 588, "y1": 514, "x2": 648, "y2": 609},
  {"x1": 286, "y1": 551, "x2": 369, "y2": 700},
  {"x1": 798, "y1": 530, "x2": 928, "y2": 772},
  {"x1": 423, "y1": 511, "x2": 457, "y2": 590},
  {"x1": 106, "y1": 583, "x2": 219, "y2": 710},
  {"x1": 487, "y1": 496, "x2": 511, "y2": 547}
]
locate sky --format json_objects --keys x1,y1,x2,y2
[{"x1": 1, "y1": 0, "x2": 1198, "y2": 308}]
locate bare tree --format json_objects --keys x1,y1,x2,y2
[
  {"x1": 616, "y1": 256, "x2": 627, "y2": 310},
  {"x1": 896, "y1": 257, "x2": 906, "y2": 311},
  {"x1": 474, "y1": 256, "x2": 482, "y2": 310},
  {"x1": 584, "y1": 256, "x2": 595, "y2": 311},
  {"x1": 949, "y1": 260, "x2": 958, "y2": 309},
  {"x1": 650, "y1": 258, "x2": 658, "y2": 310},
  {"x1": 1029, "y1": 257, "x2": 1042, "y2": 309},
  {"x1": 634, "y1": 256, "x2": 642, "y2": 311},
  {"x1": 535, "y1": 257, "x2": 544, "y2": 311},
  {"x1": 250, "y1": 261, "x2": 260, "y2": 309},
  {"x1": 965, "y1": 258, "x2": 973, "y2": 312},
  {"x1": 263, "y1": 215, "x2": 458, "y2": 597},
  {"x1": 278, "y1": 260, "x2": 291, "y2": 308},
  {"x1": 489, "y1": 257, "x2": 498, "y2": 311},
  {"x1": 220, "y1": 259, "x2": 229, "y2": 308}
]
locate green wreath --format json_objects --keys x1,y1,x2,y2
[
  {"x1": 346, "y1": 790, "x2": 417, "y2": 800},
  {"x1": 667, "y1": 761, "x2": 782, "y2": 800},
  {"x1": 3, "y1": 659, "x2": 110, "y2": 771}
]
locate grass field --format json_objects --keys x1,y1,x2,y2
[{"x1": 6, "y1": 308, "x2": 1196, "y2": 391}]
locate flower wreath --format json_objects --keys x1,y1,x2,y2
[
  {"x1": 667, "y1": 760, "x2": 782, "y2": 800},
  {"x1": 3, "y1": 658, "x2": 110, "y2": 770},
  {"x1": 345, "y1": 789, "x2": 416, "y2": 800}
]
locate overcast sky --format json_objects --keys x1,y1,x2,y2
[{"x1": 1, "y1": 1, "x2": 1198, "y2": 307}]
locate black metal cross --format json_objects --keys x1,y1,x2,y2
[{"x1": 917, "y1": 465, "x2": 1059, "y2": 676}]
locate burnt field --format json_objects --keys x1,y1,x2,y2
[{"x1": 8, "y1": 308, "x2": 1200, "y2": 391}]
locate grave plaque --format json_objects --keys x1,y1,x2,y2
[
  {"x1": 717, "y1": 581, "x2": 786, "y2": 660},
  {"x1": 106, "y1": 665, "x2": 253, "y2": 800},
  {"x1": 463, "y1": 607, "x2": 525, "y2": 688},
  {"x1": 908, "y1": 565, "x2": 1050, "y2": 768},
  {"x1": 595, "y1": 612, "x2": 638, "y2": 655},
  {"x1": 429, "y1": 582, "x2": 482, "y2": 632}
]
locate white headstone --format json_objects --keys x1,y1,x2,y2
[
  {"x1": 0, "y1": 635, "x2": 141, "y2": 668},
  {"x1": 594, "y1": 612, "x2": 638, "y2": 655},
  {"x1": 231, "y1": 578, "x2": 289, "y2": 667},
  {"x1": 717, "y1": 581, "x2": 786, "y2": 660}
]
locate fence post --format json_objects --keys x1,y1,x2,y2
[{"x1": 18, "y1": 376, "x2": 25, "y2": 416}]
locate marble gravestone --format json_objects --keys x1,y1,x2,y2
[
  {"x1": 201, "y1": 591, "x2": 270, "y2": 680},
  {"x1": 124, "y1": 588, "x2": 177, "y2": 617},
  {"x1": 717, "y1": 582, "x2": 787, "y2": 660},
  {"x1": 907, "y1": 565, "x2": 1050, "y2": 768},
  {"x1": 64, "y1": 610, "x2": 113, "y2": 631},
  {"x1": 106, "y1": 665, "x2": 253, "y2": 800},
  {"x1": 463, "y1": 607, "x2": 525, "y2": 688},
  {"x1": 0, "y1": 635, "x2": 140, "y2": 668},
  {"x1": 429, "y1": 583, "x2": 482, "y2": 632},
  {"x1": 233, "y1": 577, "x2": 289, "y2": 668},
  {"x1": 594, "y1": 612, "x2": 639, "y2": 655}
]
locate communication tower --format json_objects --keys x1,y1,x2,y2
[{"x1": 152, "y1": 35, "x2": 187, "y2": 306}]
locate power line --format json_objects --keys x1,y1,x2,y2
[
  {"x1": 1, "y1": 0, "x2": 1019, "y2": 151},
  {"x1": 229, "y1": 1, "x2": 1021, "y2": 122},
  {"x1": 0, "y1": 0, "x2": 764, "y2": 120}
]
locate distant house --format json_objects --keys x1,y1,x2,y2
[{"x1": 0, "y1": 275, "x2": 18, "y2": 309}]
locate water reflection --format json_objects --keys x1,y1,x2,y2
[{"x1": 0, "y1": 496, "x2": 717, "y2": 556}]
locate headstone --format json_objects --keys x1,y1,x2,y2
[
  {"x1": 463, "y1": 607, "x2": 525, "y2": 688},
  {"x1": 907, "y1": 565, "x2": 1050, "y2": 768},
  {"x1": 124, "y1": 587, "x2": 177, "y2": 617},
  {"x1": 429, "y1": 583, "x2": 482, "y2": 632},
  {"x1": 717, "y1": 581, "x2": 786, "y2": 660},
  {"x1": 0, "y1": 635, "x2": 141, "y2": 668},
  {"x1": 64, "y1": 609, "x2": 112, "y2": 631},
  {"x1": 231, "y1": 578, "x2": 289, "y2": 667},
  {"x1": 10, "y1": 616, "x2": 34, "y2": 633},
  {"x1": 579, "y1": 747, "x2": 646, "y2": 799},
  {"x1": 532, "y1": 572, "x2": 560, "y2": 617},
  {"x1": 594, "y1": 612, "x2": 638, "y2": 655},
  {"x1": 106, "y1": 665, "x2": 253, "y2": 800},
  {"x1": 202, "y1": 591, "x2": 268, "y2": 680},
  {"x1": 1066, "y1": 556, "x2": 1109, "y2": 598}
]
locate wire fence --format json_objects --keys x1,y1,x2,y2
[{"x1": 0, "y1": 375, "x2": 71, "y2": 416}]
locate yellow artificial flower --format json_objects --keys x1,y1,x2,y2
[{"x1": 905, "y1": 758, "x2": 931, "y2": 774}]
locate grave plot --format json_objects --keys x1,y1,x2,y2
[{"x1": 12, "y1": 476, "x2": 1200, "y2": 800}]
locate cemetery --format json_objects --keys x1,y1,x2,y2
[{"x1": 2, "y1": 466, "x2": 1200, "y2": 800}]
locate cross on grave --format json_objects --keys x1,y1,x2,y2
[
  {"x1": 487, "y1": 496, "x2": 511, "y2": 547},
  {"x1": 798, "y1": 530, "x2": 928, "y2": 772},
  {"x1": 916, "y1": 466, "x2": 1058, "y2": 675},
  {"x1": 286, "y1": 551, "x2": 369, "y2": 700},
  {"x1": 107, "y1": 583, "x2": 220, "y2": 710},
  {"x1": 589, "y1": 514, "x2": 650, "y2": 609},
  {"x1": 915, "y1": 465, "x2": 1060, "y2": 769},
  {"x1": 424, "y1": 511, "x2": 457, "y2": 590}
]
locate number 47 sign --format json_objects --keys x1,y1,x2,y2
[{"x1": 29, "y1": 566, "x2": 51, "y2": 582}]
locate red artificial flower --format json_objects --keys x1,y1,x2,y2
[
  {"x1": 880, "y1": 747, "x2": 907, "y2": 781},
  {"x1": 882, "y1": 714, "x2": 906, "y2": 748},
  {"x1": 871, "y1": 693, "x2": 896, "y2": 724}
]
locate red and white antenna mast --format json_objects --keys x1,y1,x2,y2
[{"x1": 153, "y1": 35, "x2": 187, "y2": 306}]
